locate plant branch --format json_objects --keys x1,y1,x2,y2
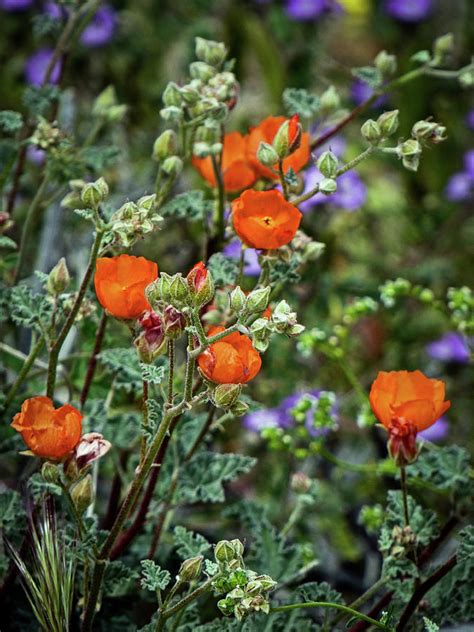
[
  {"x1": 79, "y1": 310, "x2": 107, "y2": 410},
  {"x1": 270, "y1": 601, "x2": 393, "y2": 630}
]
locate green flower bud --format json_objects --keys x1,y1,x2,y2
[
  {"x1": 230, "y1": 539, "x2": 244, "y2": 557},
  {"x1": 70, "y1": 475, "x2": 93, "y2": 514},
  {"x1": 246, "y1": 287, "x2": 271, "y2": 313},
  {"x1": 180, "y1": 85, "x2": 200, "y2": 104},
  {"x1": 458, "y1": 62, "x2": 474, "y2": 88},
  {"x1": 377, "y1": 110, "x2": 399, "y2": 137},
  {"x1": 187, "y1": 262, "x2": 214, "y2": 308},
  {"x1": 41, "y1": 461, "x2": 60, "y2": 484},
  {"x1": 61, "y1": 190, "x2": 82, "y2": 210},
  {"x1": 162, "y1": 81, "x2": 182, "y2": 107},
  {"x1": 215, "y1": 540, "x2": 237, "y2": 563},
  {"x1": 193, "y1": 142, "x2": 211, "y2": 158},
  {"x1": 153, "y1": 130, "x2": 178, "y2": 161},
  {"x1": 195, "y1": 37, "x2": 227, "y2": 67},
  {"x1": 272, "y1": 115, "x2": 301, "y2": 159},
  {"x1": 81, "y1": 177, "x2": 109, "y2": 209},
  {"x1": 169, "y1": 273, "x2": 191, "y2": 308},
  {"x1": 230, "y1": 400, "x2": 249, "y2": 417},
  {"x1": 316, "y1": 150, "x2": 338, "y2": 178},
  {"x1": 374, "y1": 50, "x2": 397, "y2": 76},
  {"x1": 47, "y1": 257, "x2": 70, "y2": 295},
  {"x1": 178, "y1": 555, "x2": 203, "y2": 583},
  {"x1": 161, "y1": 156, "x2": 183, "y2": 178},
  {"x1": 189, "y1": 61, "x2": 217, "y2": 82},
  {"x1": 290, "y1": 471, "x2": 311, "y2": 493},
  {"x1": 433, "y1": 33, "x2": 454, "y2": 64},
  {"x1": 256, "y1": 141, "x2": 279, "y2": 167},
  {"x1": 229, "y1": 286, "x2": 247, "y2": 313},
  {"x1": 411, "y1": 120, "x2": 447, "y2": 144},
  {"x1": 210, "y1": 142, "x2": 223, "y2": 155},
  {"x1": 361, "y1": 119, "x2": 382, "y2": 144},
  {"x1": 318, "y1": 177, "x2": 337, "y2": 195},
  {"x1": 245, "y1": 580, "x2": 262, "y2": 596},
  {"x1": 160, "y1": 106, "x2": 183, "y2": 122},
  {"x1": 320, "y1": 85, "x2": 340, "y2": 113},
  {"x1": 255, "y1": 575, "x2": 277, "y2": 591},
  {"x1": 137, "y1": 194, "x2": 157, "y2": 211},
  {"x1": 398, "y1": 139, "x2": 422, "y2": 172},
  {"x1": 213, "y1": 383, "x2": 242, "y2": 409}
]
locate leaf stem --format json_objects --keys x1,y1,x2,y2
[{"x1": 270, "y1": 601, "x2": 394, "y2": 630}]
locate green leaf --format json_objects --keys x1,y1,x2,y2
[
  {"x1": 282, "y1": 88, "x2": 320, "y2": 119},
  {"x1": 0, "y1": 110, "x2": 23, "y2": 134},
  {"x1": 207, "y1": 253, "x2": 239, "y2": 287},
  {"x1": 296, "y1": 581, "x2": 343, "y2": 605},
  {"x1": 423, "y1": 617, "x2": 439, "y2": 631},
  {"x1": 176, "y1": 452, "x2": 256, "y2": 504},
  {"x1": 410, "y1": 445, "x2": 471, "y2": 494},
  {"x1": 161, "y1": 190, "x2": 213, "y2": 221},
  {"x1": 382, "y1": 490, "x2": 439, "y2": 547},
  {"x1": 9, "y1": 284, "x2": 52, "y2": 333},
  {"x1": 23, "y1": 85, "x2": 60, "y2": 118},
  {"x1": 0, "y1": 236, "x2": 17, "y2": 250},
  {"x1": 140, "y1": 362, "x2": 166, "y2": 385},
  {"x1": 81, "y1": 145, "x2": 120, "y2": 172},
  {"x1": 173, "y1": 525, "x2": 211, "y2": 559},
  {"x1": 27, "y1": 473, "x2": 62, "y2": 502},
  {"x1": 457, "y1": 526, "x2": 474, "y2": 563},
  {"x1": 98, "y1": 347, "x2": 142, "y2": 392},
  {"x1": 411, "y1": 50, "x2": 431, "y2": 65},
  {"x1": 103, "y1": 560, "x2": 139, "y2": 597},
  {"x1": 0, "y1": 488, "x2": 26, "y2": 532},
  {"x1": 351, "y1": 66, "x2": 383, "y2": 89},
  {"x1": 140, "y1": 559, "x2": 171, "y2": 591}
]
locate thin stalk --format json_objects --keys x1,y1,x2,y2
[
  {"x1": 270, "y1": 602, "x2": 393, "y2": 631},
  {"x1": 46, "y1": 229, "x2": 104, "y2": 399},
  {"x1": 400, "y1": 466, "x2": 410, "y2": 527},
  {"x1": 331, "y1": 576, "x2": 388, "y2": 627},
  {"x1": 79, "y1": 310, "x2": 107, "y2": 410},
  {"x1": 210, "y1": 153, "x2": 225, "y2": 247},
  {"x1": 167, "y1": 339, "x2": 175, "y2": 405},
  {"x1": 278, "y1": 160, "x2": 289, "y2": 199},
  {"x1": 184, "y1": 333, "x2": 196, "y2": 402},
  {"x1": 4, "y1": 335, "x2": 45, "y2": 409},
  {"x1": 163, "y1": 574, "x2": 221, "y2": 620},
  {"x1": 140, "y1": 380, "x2": 150, "y2": 464}
]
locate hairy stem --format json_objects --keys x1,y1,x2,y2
[{"x1": 270, "y1": 601, "x2": 393, "y2": 630}]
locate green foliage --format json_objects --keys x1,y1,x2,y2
[
  {"x1": 103, "y1": 560, "x2": 139, "y2": 597},
  {"x1": 22, "y1": 85, "x2": 60, "y2": 118},
  {"x1": 8, "y1": 284, "x2": 52, "y2": 333},
  {"x1": 282, "y1": 88, "x2": 320, "y2": 118},
  {"x1": 176, "y1": 452, "x2": 256, "y2": 504},
  {"x1": 140, "y1": 559, "x2": 171, "y2": 591},
  {"x1": 98, "y1": 347, "x2": 142, "y2": 392},
  {"x1": 173, "y1": 525, "x2": 211, "y2": 559},
  {"x1": 0, "y1": 110, "x2": 23, "y2": 134},
  {"x1": 27, "y1": 473, "x2": 63, "y2": 502},
  {"x1": 140, "y1": 362, "x2": 166, "y2": 385},
  {"x1": 207, "y1": 253, "x2": 239, "y2": 287},
  {"x1": 351, "y1": 66, "x2": 384, "y2": 89},
  {"x1": 161, "y1": 190, "x2": 213, "y2": 221},
  {"x1": 411, "y1": 445, "x2": 472, "y2": 496}
]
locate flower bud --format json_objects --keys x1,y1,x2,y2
[
  {"x1": 256, "y1": 141, "x2": 279, "y2": 168},
  {"x1": 290, "y1": 471, "x2": 311, "y2": 493},
  {"x1": 47, "y1": 257, "x2": 70, "y2": 295},
  {"x1": 158, "y1": 273, "x2": 189, "y2": 308},
  {"x1": 316, "y1": 150, "x2": 338, "y2": 178},
  {"x1": 272, "y1": 115, "x2": 302, "y2": 159},
  {"x1": 163, "y1": 305, "x2": 186, "y2": 339},
  {"x1": 137, "y1": 194, "x2": 157, "y2": 212},
  {"x1": 318, "y1": 178, "x2": 337, "y2": 195},
  {"x1": 387, "y1": 418, "x2": 419, "y2": 466},
  {"x1": 160, "y1": 106, "x2": 183, "y2": 122},
  {"x1": 398, "y1": 139, "x2": 422, "y2": 172},
  {"x1": 189, "y1": 61, "x2": 217, "y2": 82},
  {"x1": 377, "y1": 110, "x2": 399, "y2": 137},
  {"x1": 70, "y1": 475, "x2": 93, "y2": 514},
  {"x1": 411, "y1": 120, "x2": 447, "y2": 144},
  {"x1": 213, "y1": 383, "x2": 242, "y2": 409},
  {"x1": 255, "y1": 575, "x2": 277, "y2": 591},
  {"x1": 41, "y1": 461, "x2": 60, "y2": 484},
  {"x1": 81, "y1": 177, "x2": 109, "y2": 208},
  {"x1": 187, "y1": 262, "x2": 215, "y2": 307},
  {"x1": 458, "y1": 63, "x2": 474, "y2": 88},
  {"x1": 153, "y1": 130, "x2": 178, "y2": 161},
  {"x1": 361, "y1": 119, "x2": 382, "y2": 144},
  {"x1": 72, "y1": 433, "x2": 111, "y2": 471},
  {"x1": 320, "y1": 85, "x2": 340, "y2": 113},
  {"x1": 162, "y1": 82, "x2": 182, "y2": 107},
  {"x1": 161, "y1": 156, "x2": 183, "y2": 178},
  {"x1": 374, "y1": 50, "x2": 397, "y2": 76},
  {"x1": 178, "y1": 556, "x2": 203, "y2": 583},
  {"x1": 180, "y1": 84, "x2": 201, "y2": 104},
  {"x1": 246, "y1": 287, "x2": 271, "y2": 313},
  {"x1": 230, "y1": 539, "x2": 244, "y2": 557},
  {"x1": 214, "y1": 540, "x2": 237, "y2": 563},
  {"x1": 433, "y1": 33, "x2": 454, "y2": 64},
  {"x1": 229, "y1": 286, "x2": 247, "y2": 313},
  {"x1": 135, "y1": 330, "x2": 167, "y2": 363},
  {"x1": 195, "y1": 37, "x2": 227, "y2": 67},
  {"x1": 230, "y1": 400, "x2": 249, "y2": 417}
]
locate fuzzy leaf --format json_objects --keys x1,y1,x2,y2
[
  {"x1": 140, "y1": 560, "x2": 171, "y2": 591},
  {"x1": 0, "y1": 110, "x2": 23, "y2": 134},
  {"x1": 103, "y1": 560, "x2": 139, "y2": 597},
  {"x1": 173, "y1": 525, "x2": 211, "y2": 559},
  {"x1": 410, "y1": 445, "x2": 471, "y2": 494},
  {"x1": 207, "y1": 253, "x2": 239, "y2": 287},
  {"x1": 351, "y1": 66, "x2": 383, "y2": 89},
  {"x1": 0, "y1": 236, "x2": 17, "y2": 250},
  {"x1": 98, "y1": 347, "x2": 142, "y2": 392},
  {"x1": 9, "y1": 284, "x2": 52, "y2": 333},
  {"x1": 161, "y1": 190, "x2": 213, "y2": 221},
  {"x1": 140, "y1": 362, "x2": 166, "y2": 385},
  {"x1": 282, "y1": 88, "x2": 320, "y2": 118}
]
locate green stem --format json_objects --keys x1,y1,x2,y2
[
  {"x1": 281, "y1": 497, "x2": 306, "y2": 537},
  {"x1": 4, "y1": 335, "x2": 45, "y2": 409},
  {"x1": 400, "y1": 466, "x2": 410, "y2": 527},
  {"x1": 278, "y1": 160, "x2": 289, "y2": 199},
  {"x1": 270, "y1": 602, "x2": 393, "y2": 630},
  {"x1": 46, "y1": 228, "x2": 104, "y2": 399},
  {"x1": 163, "y1": 574, "x2": 220, "y2": 620},
  {"x1": 210, "y1": 153, "x2": 225, "y2": 246},
  {"x1": 336, "y1": 146, "x2": 375, "y2": 176},
  {"x1": 318, "y1": 446, "x2": 377, "y2": 474},
  {"x1": 167, "y1": 339, "x2": 175, "y2": 406},
  {"x1": 331, "y1": 576, "x2": 388, "y2": 626},
  {"x1": 184, "y1": 333, "x2": 196, "y2": 402},
  {"x1": 189, "y1": 323, "x2": 241, "y2": 359}
]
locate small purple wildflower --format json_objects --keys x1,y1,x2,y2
[
  {"x1": 223, "y1": 239, "x2": 261, "y2": 277},
  {"x1": 285, "y1": 0, "x2": 326, "y2": 20},
  {"x1": 298, "y1": 166, "x2": 367, "y2": 213},
  {"x1": 383, "y1": 0, "x2": 433, "y2": 22},
  {"x1": 25, "y1": 48, "x2": 62, "y2": 86},
  {"x1": 27, "y1": 146, "x2": 46, "y2": 165},
  {"x1": 80, "y1": 5, "x2": 116, "y2": 47},
  {"x1": 444, "y1": 150, "x2": 474, "y2": 202},
  {"x1": 418, "y1": 416, "x2": 449, "y2": 442},
  {"x1": 426, "y1": 332, "x2": 471, "y2": 364},
  {"x1": 0, "y1": 0, "x2": 32, "y2": 11},
  {"x1": 350, "y1": 80, "x2": 388, "y2": 108}
]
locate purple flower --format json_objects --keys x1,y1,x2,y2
[
  {"x1": 285, "y1": 0, "x2": 326, "y2": 20},
  {"x1": 383, "y1": 0, "x2": 433, "y2": 22},
  {"x1": 0, "y1": 0, "x2": 32, "y2": 10},
  {"x1": 298, "y1": 166, "x2": 367, "y2": 212},
  {"x1": 80, "y1": 5, "x2": 116, "y2": 47},
  {"x1": 313, "y1": 133, "x2": 347, "y2": 158},
  {"x1": 223, "y1": 239, "x2": 261, "y2": 277},
  {"x1": 426, "y1": 332, "x2": 471, "y2": 364},
  {"x1": 444, "y1": 150, "x2": 474, "y2": 202},
  {"x1": 418, "y1": 417, "x2": 449, "y2": 442},
  {"x1": 243, "y1": 408, "x2": 281, "y2": 432},
  {"x1": 25, "y1": 48, "x2": 62, "y2": 86},
  {"x1": 350, "y1": 80, "x2": 388, "y2": 108},
  {"x1": 467, "y1": 110, "x2": 474, "y2": 131},
  {"x1": 27, "y1": 146, "x2": 46, "y2": 165}
]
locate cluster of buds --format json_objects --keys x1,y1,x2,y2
[
  {"x1": 108, "y1": 194, "x2": 163, "y2": 248},
  {"x1": 447, "y1": 286, "x2": 474, "y2": 335},
  {"x1": 361, "y1": 109, "x2": 399, "y2": 145},
  {"x1": 387, "y1": 416, "x2": 419, "y2": 466},
  {"x1": 92, "y1": 85, "x2": 127, "y2": 124},
  {"x1": 134, "y1": 306, "x2": 185, "y2": 362},
  {"x1": 257, "y1": 114, "x2": 302, "y2": 167},
  {"x1": 314, "y1": 149, "x2": 338, "y2": 195},
  {"x1": 212, "y1": 539, "x2": 276, "y2": 621},
  {"x1": 392, "y1": 117, "x2": 446, "y2": 172},
  {"x1": 30, "y1": 116, "x2": 63, "y2": 150},
  {"x1": 229, "y1": 285, "x2": 271, "y2": 318},
  {"x1": 147, "y1": 262, "x2": 215, "y2": 311},
  {"x1": 63, "y1": 176, "x2": 110, "y2": 212},
  {"x1": 390, "y1": 525, "x2": 417, "y2": 557},
  {"x1": 250, "y1": 300, "x2": 304, "y2": 352}
]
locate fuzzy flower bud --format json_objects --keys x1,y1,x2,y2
[
  {"x1": 162, "y1": 82, "x2": 182, "y2": 107},
  {"x1": 70, "y1": 475, "x2": 93, "y2": 514},
  {"x1": 320, "y1": 85, "x2": 340, "y2": 113},
  {"x1": 161, "y1": 156, "x2": 183, "y2": 178},
  {"x1": 374, "y1": 50, "x2": 397, "y2": 76},
  {"x1": 256, "y1": 141, "x2": 279, "y2": 167},
  {"x1": 151, "y1": 273, "x2": 190, "y2": 308},
  {"x1": 229, "y1": 286, "x2": 247, "y2": 313},
  {"x1": 387, "y1": 417, "x2": 419, "y2": 466},
  {"x1": 178, "y1": 556, "x2": 203, "y2": 583},
  {"x1": 187, "y1": 262, "x2": 215, "y2": 307},
  {"x1": 163, "y1": 305, "x2": 186, "y2": 339},
  {"x1": 230, "y1": 400, "x2": 249, "y2": 417},
  {"x1": 316, "y1": 150, "x2": 338, "y2": 178},
  {"x1": 433, "y1": 33, "x2": 454, "y2": 65},
  {"x1": 213, "y1": 383, "x2": 242, "y2": 409},
  {"x1": 377, "y1": 110, "x2": 399, "y2": 137},
  {"x1": 73, "y1": 432, "x2": 111, "y2": 470},
  {"x1": 411, "y1": 120, "x2": 447, "y2": 144},
  {"x1": 47, "y1": 257, "x2": 70, "y2": 295},
  {"x1": 214, "y1": 540, "x2": 237, "y2": 563},
  {"x1": 272, "y1": 115, "x2": 302, "y2": 159},
  {"x1": 290, "y1": 471, "x2": 311, "y2": 494},
  {"x1": 189, "y1": 61, "x2": 217, "y2": 82},
  {"x1": 81, "y1": 177, "x2": 109, "y2": 209},
  {"x1": 41, "y1": 461, "x2": 60, "y2": 484},
  {"x1": 246, "y1": 287, "x2": 271, "y2": 313},
  {"x1": 195, "y1": 37, "x2": 227, "y2": 67},
  {"x1": 135, "y1": 310, "x2": 166, "y2": 362},
  {"x1": 361, "y1": 119, "x2": 382, "y2": 144},
  {"x1": 319, "y1": 178, "x2": 337, "y2": 195},
  {"x1": 398, "y1": 139, "x2": 422, "y2": 172},
  {"x1": 153, "y1": 130, "x2": 178, "y2": 161}
]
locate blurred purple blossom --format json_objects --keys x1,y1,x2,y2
[
  {"x1": 350, "y1": 80, "x2": 387, "y2": 108},
  {"x1": 27, "y1": 146, "x2": 46, "y2": 165},
  {"x1": 285, "y1": 0, "x2": 327, "y2": 20},
  {"x1": 0, "y1": 0, "x2": 32, "y2": 10},
  {"x1": 298, "y1": 166, "x2": 367, "y2": 213},
  {"x1": 25, "y1": 48, "x2": 61, "y2": 86},
  {"x1": 418, "y1": 416, "x2": 449, "y2": 442},
  {"x1": 467, "y1": 110, "x2": 474, "y2": 131},
  {"x1": 80, "y1": 5, "x2": 116, "y2": 47},
  {"x1": 223, "y1": 239, "x2": 261, "y2": 277},
  {"x1": 426, "y1": 332, "x2": 471, "y2": 364},
  {"x1": 383, "y1": 0, "x2": 433, "y2": 22},
  {"x1": 445, "y1": 150, "x2": 474, "y2": 202}
]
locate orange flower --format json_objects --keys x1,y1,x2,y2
[
  {"x1": 232, "y1": 189, "x2": 302, "y2": 249},
  {"x1": 370, "y1": 370, "x2": 451, "y2": 464},
  {"x1": 246, "y1": 115, "x2": 310, "y2": 180},
  {"x1": 198, "y1": 326, "x2": 262, "y2": 384},
  {"x1": 94, "y1": 254, "x2": 158, "y2": 320},
  {"x1": 11, "y1": 397, "x2": 82, "y2": 460},
  {"x1": 192, "y1": 132, "x2": 257, "y2": 192}
]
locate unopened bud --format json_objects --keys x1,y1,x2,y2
[
  {"x1": 213, "y1": 383, "x2": 242, "y2": 409},
  {"x1": 70, "y1": 475, "x2": 93, "y2": 514},
  {"x1": 153, "y1": 130, "x2": 178, "y2": 161},
  {"x1": 230, "y1": 539, "x2": 244, "y2": 557},
  {"x1": 215, "y1": 540, "x2": 237, "y2": 563},
  {"x1": 411, "y1": 120, "x2": 447, "y2": 144},
  {"x1": 316, "y1": 150, "x2": 338, "y2": 178},
  {"x1": 195, "y1": 37, "x2": 227, "y2": 67},
  {"x1": 81, "y1": 177, "x2": 109, "y2": 208},
  {"x1": 47, "y1": 257, "x2": 70, "y2": 295},
  {"x1": 320, "y1": 85, "x2": 340, "y2": 113},
  {"x1": 229, "y1": 286, "x2": 247, "y2": 313},
  {"x1": 433, "y1": 33, "x2": 454, "y2": 64},
  {"x1": 189, "y1": 61, "x2": 217, "y2": 82},
  {"x1": 291, "y1": 471, "x2": 311, "y2": 493},
  {"x1": 374, "y1": 50, "x2": 397, "y2": 76},
  {"x1": 161, "y1": 156, "x2": 183, "y2": 178},
  {"x1": 163, "y1": 305, "x2": 185, "y2": 339},
  {"x1": 256, "y1": 142, "x2": 279, "y2": 167},
  {"x1": 162, "y1": 82, "x2": 182, "y2": 107},
  {"x1": 74, "y1": 432, "x2": 111, "y2": 470},
  {"x1": 180, "y1": 85, "x2": 200, "y2": 104},
  {"x1": 230, "y1": 400, "x2": 249, "y2": 417},
  {"x1": 377, "y1": 110, "x2": 399, "y2": 137},
  {"x1": 459, "y1": 63, "x2": 474, "y2": 88},
  {"x1": 178, "y1": 555, "x2": 203, "y2": 583},
  {"x1": 318, "y1": 177, "x2": 337, "y2": 195},
  {"x1": 41, "y1": 461, "x2": 60, "y2": 484},
  {"x1": 160, "y1": 106, "x2": 183, "y2": 122},
  {"x1": 137, "y1": 194, "x2": 156, "y2": 211},
  {"x1": 187, "y1": 262, "x2": 214, "y2": 307},
  {"x1": 246, "y1": 286, "x2": 271, "y2": 313},
  {"x1": 398, "y1": 139, "x2": 422, "y2": 172},
  {"x1": 272, "y1": 115, "x2": 302, "y2": 158},
  {"x1": 361, "y1": 119, "x2": 382, "y2": 144}
]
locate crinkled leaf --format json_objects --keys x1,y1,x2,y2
[
  {"x1": 282, "y1": 88, "x2": 320, "y2": 118},
  {"x1": 98, "y1": 347, "x2": 142, "y2": 392},
  {"x1": 140, "y1": 362, "x2": 166, "y2": 385},
  {"x1": 9, "y1": 284, "x2": 52, "y2": 333},
  {"x1": 161, "y1": 190, "x2": 213, "y2": 221},
  {"x1": 173, "y1": 525, "x2": 211, "y2": 559},
  {"x1": 140, "y1": 559, "x2": 171, "y2": 591},
  {"x1": 103, "y1": 560, "x2": 139, "y2": 597},
  {"x1": 0, "y1": 110, "x2": 23, "y2": 134},
  {"x1": 411, "y1": 445, "x2": 471, "y2": 494},
  {"x1": 0, "y1": 236, "x2": 17, "y2": 250},
  {"x1": 351, "y1": 66, "x2": 383, "y2": 89},
  {"x1": 207, "y1": 253, "x2": 239, "y2": 287}
]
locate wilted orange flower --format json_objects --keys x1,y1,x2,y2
[
  {"x1": 370, "y1": 370, "x2": 451, "y2": 465},
  {"x1": 246, "y1": 115, "x2": 310, "y2": 180},
  {"x1": 192, "y1": 132, "x2": 257, "y2": 192},
  {"x1": 232, "y1": 189, "x2": 302, "y2": 250},
  {"x1": 198, "y1": 326, "x2": 262, "y2": 384},
  {"x1": 11, "y1": 397, "x2": 82, "y2": 460},
  {"x1": 94, "y1": 254, "x2": 158, "y2": 320}
]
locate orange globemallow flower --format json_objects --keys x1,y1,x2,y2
[
  {"x1": 198, "y1": 326, "x2": 262, "y2": 384},
  {"x1": 247, "y1": 115, "x2": 310, "y2": 180},
  {"x1": 94, "y1": 254, "x2": 158, "y2": 320},
  {"x1": 11, "y1": 397, "x2": 82, "y2": 460},
  {"x1": 370, "y1": 370, "x2": 451, "y2": 464},
  {"x1": 192, "y1": 132, "x2": 257, "y2": 192},
  {"x1": 232, "y1": 189, "x2": 302, "y2": 250}
]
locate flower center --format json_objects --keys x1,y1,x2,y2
[{"x1": 262, "y1": 216, "x2": 273, "y2": 226}]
